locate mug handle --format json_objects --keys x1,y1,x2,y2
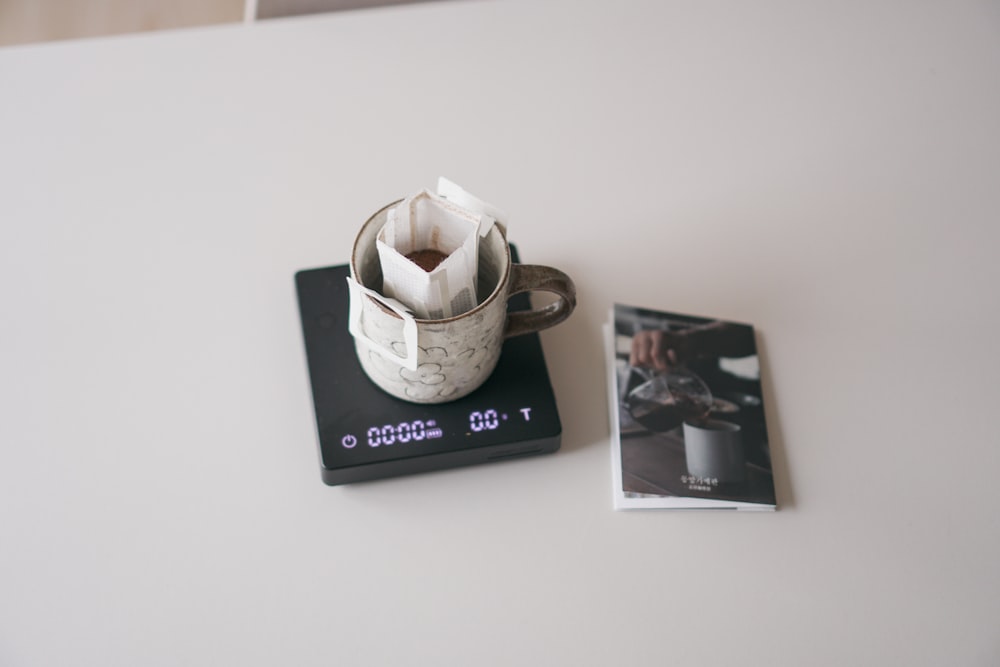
[{"x1": 504, "y1": 265, "x2": 577, "y2": 338}]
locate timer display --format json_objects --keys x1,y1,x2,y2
[{"x1": 364, "y1": 420, "x2": 443, "y2": 447}]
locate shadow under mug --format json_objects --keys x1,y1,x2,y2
[{"x1": 348, "y1": 201, "x2": 576, "y2": 404}]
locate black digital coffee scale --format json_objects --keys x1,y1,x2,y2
[{"x1": 295, "y1": 245, "x2": 562, "y2": 485}]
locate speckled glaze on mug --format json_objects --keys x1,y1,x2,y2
[{"x1": 349, "y1": 201, "x2": 576, "y2": 404}]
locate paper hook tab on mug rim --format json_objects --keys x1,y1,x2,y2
[{"x1": 346, "y1": 276, "x2": 420, "y2": 371}]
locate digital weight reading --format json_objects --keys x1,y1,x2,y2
[{"x1": 341, "y1": 407, "x2": 537, "y2": 449}]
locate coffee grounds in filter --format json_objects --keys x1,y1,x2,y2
[{"x1": 405, "y1": 249, "x2": 449, "y2": 272}]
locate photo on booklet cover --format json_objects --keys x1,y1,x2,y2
[{"x1": 606, "y1": 304, "x2": 777, "y2": 510}]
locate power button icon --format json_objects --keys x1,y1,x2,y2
[{"x1": 341, "y1": 434, "x2": 358, "y2": 449}]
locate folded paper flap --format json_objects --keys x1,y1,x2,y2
[
  {"x1": 345, "y1": 276, "x2": 420, "y2": 371},
  {"x1": 437, "y1": 177, "x2": 505, "y2": 237}
]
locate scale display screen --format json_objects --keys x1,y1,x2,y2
[{"x1": 296, "y1": 245, "x2": 562, "y2": 485}]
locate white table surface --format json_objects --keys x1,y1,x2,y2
[{"x1": 2, "y1": 1, "x2": 999, "y2": 665}]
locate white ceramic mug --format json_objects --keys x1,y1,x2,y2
[
  {"x1": 682, "y1": 419, "x2": 746, "y2": 483},
  {"x1": 348, "y1": 201, "x2": 576, "y2": 404}
]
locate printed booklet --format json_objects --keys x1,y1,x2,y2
[{"x1": 605, "y1": 303, "x2": 777, "y2": 510}]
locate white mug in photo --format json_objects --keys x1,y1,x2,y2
[{"x1": 683, "y1": 419, "x2": 746, "y2": 484}]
